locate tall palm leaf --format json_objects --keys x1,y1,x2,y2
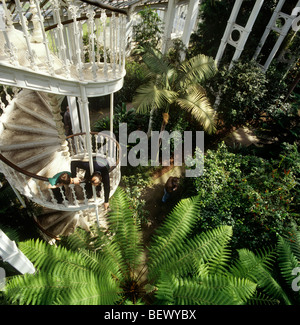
[
  {"x1": 132, "y1": 48, "x2": 217, "y2": 135},
  {"x1": 176, "y1": 85, "x2": 216, "y2": 134}
]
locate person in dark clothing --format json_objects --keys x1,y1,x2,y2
[
  {"x1": 71, "y1": 157, "x2": 110, "y2": 210},
  {"x1": 162, "y1": 176, "x2": 179, "y2": 203},
  {"x1": 64, "y1": 106, "x2": 72, "y2": 136}
]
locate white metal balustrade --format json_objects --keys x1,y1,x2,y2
[
  {"x1": 0, "y1": 0, "x2": 127, "y2": 93},
  {"x1": 0, "y1": 132, "x2": 121, "y2": 212}
]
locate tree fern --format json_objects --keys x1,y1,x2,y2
[
  {"x1": 3, "y1": 188, "x2": 299, "y2": 305},
  {"x1": 156, "y1": 273, "x2": 256, "y2": 305},
  {"x1": 276, "y1": 226, "x2": 300, "y2": 304},
  {"x1": 229, "y1": 248, "x2": 292, "y2": 305},
  {"x1": 147, "y1": 195, "x2": 202, "y2": 276},
  {"x1": 107, "y1": 188, "x2": 144, "y2": 279},
  {"x1": 150, "y1": 225, "x2": 232, "y2": 279}
]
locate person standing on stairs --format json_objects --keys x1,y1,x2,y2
[
  {"x1": 63, "y1": 106, "x2": 73, "y2": 136},
  {"x1": 70, "y1": 157, "x2": 110, "y2": 210},
  {"x1": 48, "y1": 171, "x2": 72, "y2": 204}
]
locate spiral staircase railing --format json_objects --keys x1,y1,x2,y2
[
  {"x1": 0, "y1": 1, "x2": 125, "y2": 239},
  {"x1": 0, "y1": 0, "x2": 127, "y2": 95},
  {"x1": 0, "y1": 132, "x2": 121, "y2": 211}
]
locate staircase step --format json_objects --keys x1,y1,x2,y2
[
  {"x1": 16, "y1": 103, "x2": 56, "y2": 128},
  {"x1": 3, "y1": 123, "x2": 58, "y2": 136},
  {"x1": 14, "y1": 146, "x2": 60, "y2": 169},
  {"x1": 37, "y1": 152, "x2": 71, "y2": 179},
  {"x1": 0, "y1": 138, "x2": 61, "y2": 151},
  {"x1": 15, "y1": 90, "x2": 57, "y2": 128},
  {"x1": 4, "y1": 145, "x2": 61, "y2": 169},
  {"x1": 0, "y1": 106, "x2": 56, "y2": 131},
  {"x1": 36, "y1": 92, "x2": 65, "y2": 115}
]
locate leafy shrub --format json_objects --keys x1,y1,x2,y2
[
  {"x1": 93, "y1": 102, "x2": 149, "y2": 139},
  {"x1": 132, "y1": 6, "x2": 163, "y2": 52},
  {"x1": 184, "y1": 142, "x2": 300, "y2": 250},
  {"x1": 215, "y1": 60, "x2": 268, "y2": 128},
  {"x1": 115, "y1": 60, "x2": 149, "y2": 105}
]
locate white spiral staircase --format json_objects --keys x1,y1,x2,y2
[{"x1": 0, "y1": 0, "x2": 126, "y2": 239}]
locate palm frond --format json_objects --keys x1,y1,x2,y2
[
  {"x1": 132, "y1": 81, "x2": 177, "y2": 113},
  {"x1": 176, "y1": 85, "x2": 216, "y2": 134},
  {"x1": 142, "y1": 46, "x2": 170, "y2": 76},
  {"x1": 180, "y1": 54, "x2": 217, "y2": 85}
]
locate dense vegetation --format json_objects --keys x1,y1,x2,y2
[{"x1": 0, "y1": 2, "x2": 299, "y2": 305}]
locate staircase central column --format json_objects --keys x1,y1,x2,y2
[
  {"x1": 79, "y1": 84, "x2": 94, "y2": 175},
  {"x1": 79, "y1": 84, "x2": 101, "y2": 227}
]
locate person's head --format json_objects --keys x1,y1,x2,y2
[
  {"x1": 57, "y1": 172, "x2": 71, "y2": 185},
  {"x1": 90, "y1": 172, "x2": 102, "y2": 186}
]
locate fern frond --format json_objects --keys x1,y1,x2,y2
[
  {"x1": 247, "y1": 292, "x2": 280, "y2": 305},
  {"x1": 156, "y1": 274, "x2": 253, "y2": 305},
  {"x1": 277, "y1": 236, "x2": 299, "y2": 288},
  {"x1": 107, "y1": 188, "x2": 144, "y2": 277},
  {"x1": 5, "y1": 269, "x2": 120, "y2": 305},
  {"x1": 61, "y1": 226, "x2": 100, "y2": 252},
  {"x1": 54, "y1": 271, "x2": 120, "y2": 305},
  {"x1": 155, "y1": 226, "x2": 232, "y2": 279},
  {"x1": 147, "y1": 195, "x2": 202, "y2": 276},
  {"x1": 18, "y1": 239, "x2": 88, "y2": 275},
  {"x1": 230, "y1": 248, "x2": 292, "y2": 305},
  {"x1": 0, "y1": 225, "x2": 20, "y2": 243}
]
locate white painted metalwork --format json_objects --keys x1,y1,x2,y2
[
  {"x1": 0, "y1": 132, "x2": 120, "y2": 212},
  {"x1": 0, "y1": 229, "x2": 35, "y2": 274},
  {"x1": 0, "y1": 0, "x2": 127, "y2": 86},
  {"x1": 253, "y1": 0, "x2": 300, "y2": 70},
  {"x1": 215, "y1": 0, "x2": 264, "y2": 68}
]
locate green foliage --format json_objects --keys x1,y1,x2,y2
[
  {"x1": 93, "y1": 102, "x2": 149, "y2": 139},
  {"x1": 0, "y1": 175, "x2": 40, "y2": 241},
  {"x1": 214, "y1": 60, "x2": 268, "y2": 128},
  {"x1": 120, "y1": 174, "x2": 150, "y2": 224},
  {"x1": 132, "y1": 47, "x2": 217, "y2": 134},
  {"x1": 185, "y1": 142, "x2": 300, "y2": 250},
  {"x1": 188, "y1": 1, "x2": 278, "y2": 63},
  {"x1": 115, "y1": 60, "x2": 150, "y2": 105},
  {"x1": 258, "y1": 91, "x2": 300, "y2": 144},
  {"x1": 132, "y1": 6, "x2": 163, "y2": 54},
  {"x1": 3, "y1": 188, "x2": 300, "y2": 305}
]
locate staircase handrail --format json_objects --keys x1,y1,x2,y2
[
  {"x1": 79, "y1": 0, "x2": 128, "y2": 16},
  {"x1": 66, "y1": 131, "x2": 120, "y2": 173},
  {"x1": 0, "y1": 153, "x2": 48, "y2": 182},
  {"x1": 45, "y1": 3, "x2": 127, "y2": 32},
  {"x1": 0, "y1": 132, "x2": 120, "y2": 181}
]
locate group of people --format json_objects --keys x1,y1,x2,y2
[{"x1": 48, "y1": 157, "x2": 110, "y2": 210}]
